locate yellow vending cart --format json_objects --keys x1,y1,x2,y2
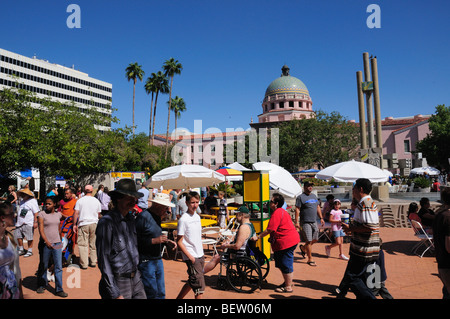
[{"x1": 243, "y1": 170, "x2": 271, "y2": 259}]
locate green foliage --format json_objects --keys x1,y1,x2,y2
[
  {"x1": 277, "y1": 110, "x2": 360, "y2": 172},
  {"x1": 209, "y1": 183, "x2": 236, "y2": 198},
  {"x1": 413, "y1": 176, "x2": 431, "y2": 188},
  {"x1": 0, "y1": 87, "x2": 172, "y2": 196},
  {"x1": 416, "y1": 104, "x2": 450, "y2": 170}
]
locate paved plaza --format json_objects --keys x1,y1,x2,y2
[{"x1": 17, "y1": 226, "x2": 443, "y2": 300}]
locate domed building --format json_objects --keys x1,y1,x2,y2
[{"x1": 252, "y1": 65, "x2": 314, "y2": 128}]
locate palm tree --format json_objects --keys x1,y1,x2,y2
[
  {"x1": 168, "y1": 96, "x2": 186, "y2": 140},
  {"x1": 149, "y1": 71, "x2": 169, "y2": 145},
  {"x1": 163, "y1": 58, "x2": 183, "y2": 158},
  {"x1": 144, "y1": 74, "x2": 157, "y2": 144},
  {"x1": 125, "y1": 62, "x2": 145, "y2": 136}
]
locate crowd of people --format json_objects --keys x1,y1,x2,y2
[{"x1": 1, "y1": 177, "x2": 450, "y2": 300}]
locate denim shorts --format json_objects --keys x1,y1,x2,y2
[
  {"x1": 333, "y1": 229, "x2": 346, "y2": 238},
  {"x1": 273, "y1": 244, "x2": 297, "y2": 274}
]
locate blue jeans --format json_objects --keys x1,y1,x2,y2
[
  {"x1": 40, "y1": 244, "x2": 64, "y2": 292},
  {"x1": 138, "y1": 258, "x2": 165, "y2": 299}
]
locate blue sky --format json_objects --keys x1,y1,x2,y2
[{"x1": 2, "y1": 0, "x2": 449, "y2": 136}]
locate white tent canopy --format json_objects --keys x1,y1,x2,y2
[
  {"x1": 315, "y1": 160, "x2": 388, "y2": 183},
  {"x1": 145, "y1": 164, "x2": 225, "y2": 189},
  {"x1": 252, "y1": 162, "x2": 302, "y2": 198},
  {"x1": 410, "y1": 166, "x2": 440, "y2": 176}
]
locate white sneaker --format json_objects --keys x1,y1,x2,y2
[
  {"x1": 325, "y1": 245, "x2": 331, "y2": 257},
  {"x1": 24, "y1": 251, "x2": 33, "y2": 257},
  {"x1": 47, "y1": 270, "x2": 55, "y2": 282},
  {"x1": 339, "y1": 254, "x2": 349, "y2": 260}
]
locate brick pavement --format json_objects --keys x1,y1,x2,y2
[{"x1": 17, "y1": 226, "x2": 444, "y2": 300}]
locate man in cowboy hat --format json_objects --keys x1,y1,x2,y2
[
  {"x1": 15, "y1": 188, "x2": 40, "y2": 257},
  {"x1": 95, "y1": 178, "x2": 146, "y2": 299},
  {"x1": 135, "y1": 192, "x2": 176, "y2": 299}
]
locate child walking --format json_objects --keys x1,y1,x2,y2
[{"x1": 325, "y1": 199, "x2": 349, "y2": 260}]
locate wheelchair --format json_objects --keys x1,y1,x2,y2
[{"x1": 216, "y1": 243, "x2": 270, "y2": 293}]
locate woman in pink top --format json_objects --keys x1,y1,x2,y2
[{"x1": 325, "y1": 199, "x2": 349, "y2": 260}]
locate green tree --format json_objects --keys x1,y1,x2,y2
[
  {"x1": 416, "y1": 104, "x2": 450, "y2": 170},
  {"x1": 125, "y1": 62, "x2": 145, "y2": 136},
  {"x1": 144, "y1": 74, "x2": 157, "y2": 144},
  {"x1": 149, "y1": 71, "x2": 169, "y2": 145},
  {"x1": 163, "y1": 58, "x2": 183, "y2": 158},
  {"x1": 277, "y1": 110, "x2": 359, "y2": 171},
  {"x1": 169, "y1": 95, "x2": 186, "y2": 140},
  {"x1": 0, "y1": 86, "x2": 120, "y2": 198}
]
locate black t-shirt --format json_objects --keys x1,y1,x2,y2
[{"x1": 432, "y1": 209, "x2": 450, "y2": 269}]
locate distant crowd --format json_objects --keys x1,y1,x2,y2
[{"x1": 1, "y1": 178, "x2": 450, "y2": 300}]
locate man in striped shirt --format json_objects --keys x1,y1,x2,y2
[{"x1": 337, "y1": 178, "x2": 380, "y2": 299}]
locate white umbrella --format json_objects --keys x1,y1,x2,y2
[
  {"x1": 227, "y1": 162, "x2": 251, "y2": 171},
  {"x1": 315, "y1": 160, "x2": 388, "y2": 183},
  {"x1": 382, "y1": 169, "x2": 393, "y2": 177},
  {"x1": 252, "y1": 162, "x2": 302, "y2": 198},
  {"x1": 410, "y1": 166, "x2": 440, "y2": 176},
  {"x1": 145, "y1": 164, "x2": 225, "y2": 189}
]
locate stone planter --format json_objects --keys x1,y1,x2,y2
[
  {"x1": 416, "y1": 187, "x2": 431, "y2": 193},
  {"x1": 331, "y1": 187, "x2": 345, "y2": 194}
]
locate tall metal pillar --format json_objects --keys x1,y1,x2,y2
[
  {"x1": 363, "y1": 52, "x2": 374, "y2": 148},
  {"x1": 356, "y1": 71, "x2": 367, "y2": 149},
  {"x1": 371, "y1": 57, "x2": 383, "y2": 153}
]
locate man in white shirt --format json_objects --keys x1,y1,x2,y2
[
  {"x1": 15, "y1": 188, "x2": 40, "y2": 257},
  {"x1": 73, "y1": 185, "x2": 102, "y2": 269},
  {"x1": 176, "y1": 191, "x2": 205, "y2": 299}
]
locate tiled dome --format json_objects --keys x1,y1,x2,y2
[{"x1": 264, "y1": 65, "x2": 309, "y2": 98}]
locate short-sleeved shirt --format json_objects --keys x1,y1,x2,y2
[
  {"x1": 350, "y1": 195, "x2": 380, "y2": 263},
  {"x1": 329, "y1": 209, "x2": 343, "y2": 231},
  {"x1": 432, "y1": 208, "x2": 450, "y2": 269},
  {"x1": 267, "y1": 208, "x2": 300, "y2": 251},
  {"x1": 74, "y1": 195, "x2": 101, "y2": 227},
  {"x1": 135, "y1": 210, "x2": 163, "y2": 261},
  {"x1": 38, "y1": 211, "x2": 62, "y2": 244},
  {"x1": 295, "y1": 193, "x2": 319, "y2": 223},
  {"x1": 59, "y1": 198, "x2": 77, "y2": 217},
  {"x1": 177, "y1": 212, "x2": 204, "y2": 260},
  {"x1": 16, "y1": 198, "x2": 40, "y2": 227}
]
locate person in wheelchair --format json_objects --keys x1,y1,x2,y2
[{"x1": 204, "y1": 205, "x2": 257, "y2": 274}]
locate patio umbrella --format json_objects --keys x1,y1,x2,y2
[
  {"x1": 252, "y1": 162, "x2": 302, "y2": 198},
  {"x1": 315, "y1": 160, "x2": 388, "y2": 183},
  {"x1": 410, "y1": 166, "x2": 440, "y2": 176},
  {"x1": 145, "y1": 164, "x2": 225, "y2": 189},
  {"x1": 227, "y1": 162, "x2": 251, "y2": 171},
  {"x1": 215, "y1": 167, "x2": 243, "y2": 176}
]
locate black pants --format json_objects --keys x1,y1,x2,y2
[{"x1": 337, "y1": 255, "x2": 377, "y2": 299}]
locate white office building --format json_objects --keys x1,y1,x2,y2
[{"x1": 0, "y1": 48, "x2": 112, "y2": 131}]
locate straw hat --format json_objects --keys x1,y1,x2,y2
[
  {"x1": 150, "y1": 193, "x2": 175, "y2": 208},
  {"x1": 17, "y1": 188, "x2": 35, "y2": 198}
]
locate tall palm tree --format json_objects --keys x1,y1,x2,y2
[
  {"x1": 149, "y1": 71, "x2": 169, "y2": 145},
  {"x1": 125, "y1": 62, "x2": 145, "y2": 136},
  {"x1": 144, "y1": 74, "x2": 157, "y2": 144},
  {"x1": 168, "y1": 96, "x2": 186, "y2": 141},
  {"x1": 163, "y1": 58, "x2": 183, "y2": 158}
]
